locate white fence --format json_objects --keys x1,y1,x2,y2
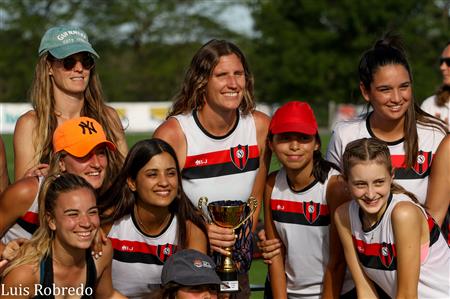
[{"x1": 0, "y1": 102, "x2": 274, "y2": 134}]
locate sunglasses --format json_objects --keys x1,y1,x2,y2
[
  {"x1": 439, "y1": 57, "x2": 450, "y2": 67},
  {"x1": 52, "y1": 53, "x2": 95, "y2": 70}
]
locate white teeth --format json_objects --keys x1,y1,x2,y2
[
  {"x1": 224, "y1": 92, "x2": 238, "y2": 96},
  {"x1": 155, "y1": 191, "x2": 170, "y2": 196},
  {"x1": 76, "y1": 231, "x2": 91, "y2": 237},
  {"x1": 86, "y1": 172, "x2": 100, "y2": 176}
]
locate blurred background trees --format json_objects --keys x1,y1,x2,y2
[{"x1": 1, "y1": 0, "x2": 449, "y2": 125}]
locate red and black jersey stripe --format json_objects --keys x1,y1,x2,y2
[
  {"x1": 271, "y1": 199, "x2": 330, "y2": 226},
  {"x1": 391, "y1": 152, "x2": 433, "y2": 179},
  {"x1": 16, "y1": 211, "x2": 39, "y2": 235},
  {"x1": 353, "y1": 214, "x2": 442, "y2": 271},
  {"x1": 182, "y1": 145, "x2": 259, "y2": 179},
  {"x1": 110, "y1": 238, "x2": 176, "y2": 265}
]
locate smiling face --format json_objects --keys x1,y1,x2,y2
[
  {"x1": 204, "y1": 53, "x2": 245, "y2": 113},
  {"x1": 127, "y1": 152, "x2": 178, "y2": 209},
  {"x1": 48, "y1": 187, "x2": 99, "y2": 249},
  {"x1": 440, "y1": 45, "x2": 450, "y2": 86},
  {"x1": 48, "y1": 52, "x2": 92, "y2": 97},
  {"x1": 347, "y1": 161, "x2": 393, "y2": 226},
  {"x1": 269, "y1": 132, "x2": 319, "y2": 172},
  {"x1": 360, "y1": 64, "x2": 412, "y2": 124},
  {"x1": 59, "y1": 145, "x2": 108, "y2": 190}
]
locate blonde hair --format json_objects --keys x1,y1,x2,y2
[
  {"x1": 2, "y1": 173, "x2": 95, "y2": 277},
  {"x1": 29, "y1": 53, "x2": 124, "y2": 169}
]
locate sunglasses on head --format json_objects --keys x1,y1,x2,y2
[
  {"x1": 51, "y1": 53, "x2": 95, "y2": 70},
  {"x1": 439, "y1": 57, "x2": 450, "y2": 67}
]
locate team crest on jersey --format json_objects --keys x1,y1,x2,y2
[
  {"x1": 230, "y1": 145, "x2": 249, "y2": 170},
  {"x1": 379, "y1": 242, "x2": 395, "y2": 268},
  {"x1": 157, "y1": 243, "x2": 175, "y2": 263},
  {"x1": 303, "y1": 201, "x2": 320, "y2": 224},
  {"x1": 412, "y1": 151, "x2": 432, "y2": 175}
]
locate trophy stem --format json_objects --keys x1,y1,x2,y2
[{"x1": 220, "y1": 246, "x2": 236, "y2": 273}]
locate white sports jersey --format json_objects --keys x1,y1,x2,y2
[
  {"x1": 173, "y1": 111, "x2": 259, "y2": 206},
  {"x1": 271, "y1": 167, "x2": 354, "y2": 298},
  {"x1": 326, "y1": 116, "x2": 446, "y2": 203},
  {"x1": 1, "y1": 176, "x2": 43, "y2": 243},
  {"x1": 349, "y1": 194, "x2": 450, "y2": 298},
  {"x1": 108, "y1": 213, "x2": 178, "y2": 299},
  {"x1": 421, "y1": 95, "x2": 450, "y2": 131}
]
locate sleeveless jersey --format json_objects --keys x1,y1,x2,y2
[
  {"x1": 33, "y1": 250, "x2": 96, "y2": 299},
  {"x1": 270, "y1": 167, "x2": 354, "y2": 298},
  {"x1": 108, "y1": 213, "x2": 178, "y2": 299},
  {"x1": 326, "y1": 115, "x2": 446, "y2": 203},
  {"x1": 173, "y1": 110, "x2": 259, "y2": 207},
  {"x1": 1, "y1": 176, "x2": 43, "y2": 243},
  {"x1": 421, "y1": 95, "x2": 450, "y2": 131},
  {"x1": 349, "y1": 194, "x2": 450, "y2": 298}
]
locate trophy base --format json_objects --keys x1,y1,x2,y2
[{"x1": 218, "y1": 271, "x2": 239, "y2": 293}]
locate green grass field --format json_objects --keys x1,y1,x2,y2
[{"x1": 2, "y1": 132, "x2": 330, "y2": 298}]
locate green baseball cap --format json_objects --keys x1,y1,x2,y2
[{"x1": 38, "y1": 25, "x2": 99, "y2": 59}]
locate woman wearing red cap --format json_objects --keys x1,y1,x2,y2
[
  {"x1": 13, "y1": 25, "x2": 126, "y2": 181},
  {"x1": 264, "y1": 101, "x2": 354, "y2": 298},
  {"x1": 0, "y1": 117, "x2": 118, "y2": 265}
]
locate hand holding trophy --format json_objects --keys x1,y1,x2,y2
[{"x1": 198, "y1": 196, "x2": 257, "y2": 293}]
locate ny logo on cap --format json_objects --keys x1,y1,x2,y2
[{"x1": 78, "y1": 121, "x2": 97, "y2": 135}]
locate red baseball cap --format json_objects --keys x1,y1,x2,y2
[{"x1": 269, "y1": 101, "x2": 318, "y2": 135}]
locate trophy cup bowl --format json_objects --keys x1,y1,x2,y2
[{"x1": 198, "y1": 197, "x2": 257, "y2": 292}]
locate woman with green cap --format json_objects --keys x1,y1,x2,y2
[{"x1": 13, "y1": 25, "x2": 127, "y2": 181}]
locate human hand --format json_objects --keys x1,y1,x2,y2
[
  {"x1": 91, "y1": 227, "x2": 108, "y2": 259},
  {"x1": 23, "y1": 163, "x2": 49, "y2": 178},
  {"x1": 257, "y1": 229, "x2": 282, "y2": 264},
  {"x1": 2, "y1": 238, "x2": 27, "y2": 261},
  {"x1": 207, "y1": 223, "x2": 236, "y2": 256}
]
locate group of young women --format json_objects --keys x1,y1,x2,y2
[{"x1": 0, "y1": 24, "x2": 449, "y2": 299}]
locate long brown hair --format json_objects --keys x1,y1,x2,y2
[
  {"x1": 168, "y1": 39, "x2": 255, "y2": 117},
  {"x1": 358, "y1": 33, "x2": 446, "y2": 168},
  {"x1": 99, "y1": 138, "x2": 208, "y2": 249}
]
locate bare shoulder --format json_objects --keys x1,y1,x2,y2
[
  {"x1": 391, "y1": 201, "x2": 422, "y2": 223},
  {"x1": 2, "y1": 263, "x2": 38, "y2": 286},
  {"x1": 153, "y1": 118, "x2": 183, "y2": 140},
  {"x1": 0, "y1": 177, "x2": 39, "y2": 210},
  {"x1": 14, "y1": 110, "x2": 37, "y2": 134},
  {"x1": 153, "y1": 118, "x2": 186, "y2": 161},
  {"x1": 266, "y1": 170, "x2": 278, "y2": 188},
  {"x1": 252, "y1": 110, "x2": 270, "y2": 130}
]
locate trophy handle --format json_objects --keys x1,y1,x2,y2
[
  {"x1": 232, "y1": 196, "x2": 258, "y2": 229},
  {"x1": 198, "y1": 197, "x2": 211, "y2": 223}
]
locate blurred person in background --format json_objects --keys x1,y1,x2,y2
[
  {"x1": 13, "y1": 25, "x2": 126, "y2": 181},
  {"x1": 421, "y1": 42, "x2": 450, "y2": 132},
  {"x1": 154, "y1": 39, "x2": 270, "y2": 298}
]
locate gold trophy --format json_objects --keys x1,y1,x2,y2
[{"x1": 198, "y1": 197, "x2": 257, "y2": 292}]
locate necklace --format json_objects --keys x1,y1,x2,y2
[{"x1": 134, "y1": 205, "x2": 171, "y2": 235}]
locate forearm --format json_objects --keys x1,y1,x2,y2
[{"x1": 322, "y1": 260, "x2": 346, "y2": 298}]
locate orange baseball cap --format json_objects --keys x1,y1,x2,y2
[{"x1": 53, "y1": 116, "x2": 116, "y2": 157}]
